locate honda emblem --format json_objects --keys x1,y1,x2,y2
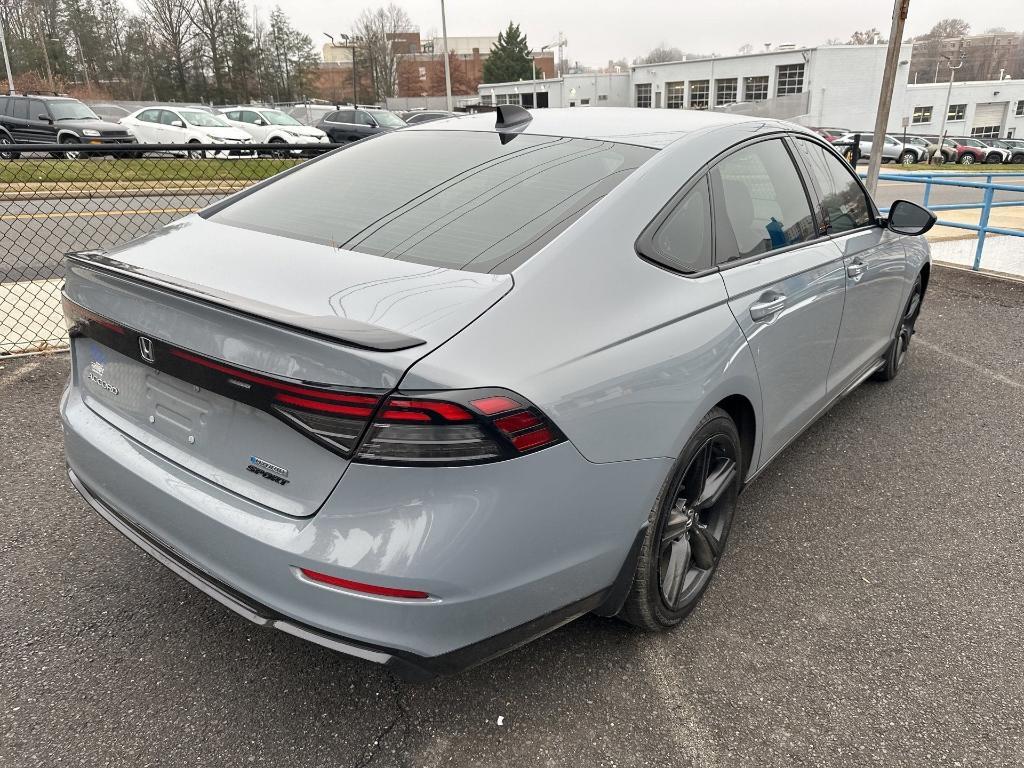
[{"x1": 139, "y1": 336, "x2": 156, "y2": 364}]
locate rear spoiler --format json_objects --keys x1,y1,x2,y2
[{"x1": 65, "y1": 250, "x2": 426, "y2": 352}]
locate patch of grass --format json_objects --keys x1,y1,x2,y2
[{"x1": 0, "y1": 157, "x2": 301, "y2": 184}]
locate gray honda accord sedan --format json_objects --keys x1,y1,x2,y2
[{"x1": 61, "y1": 107, "x2": 935, "y2": 679}]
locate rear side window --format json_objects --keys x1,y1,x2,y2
[
  {"x1": 711, "y1": 139, "x2": 817, "y2": 263},
  {"x1": 11, "y1": 99, "x2": 29, "y2": 120},
  {"x1": 0, "y1": 97, "x2": 9, "y2": 116},
  {"x1": 644, "y1": 177, "x2": 713, "y2": 274},
  {"x1": 793, "y1": 139, "x2": 873, "y2": 234},
  {"x1": 210, "y1": 130, "x2": 656, "y2": 273}
]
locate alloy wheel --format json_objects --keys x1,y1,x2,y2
[
  {"x1": 0, "y1": 135, "x2": 13, "y2": 160},
  {"x1": 658, "y1": 435, "x2": 738, "y2": 611}
]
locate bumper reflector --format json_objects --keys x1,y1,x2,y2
[{"x1": 299, "y1": 568, "x2": 430, "y2": 599}]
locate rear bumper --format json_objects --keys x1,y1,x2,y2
[{"x1": 61, "y1": 383, "x2": 666, "y2": 676}]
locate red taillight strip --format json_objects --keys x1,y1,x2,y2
[
  {"x1": 169, "y1": 348, "x2": 380, "y2": 406},
  {"x1": 299, "y1": 568, "x2": 429, "y2": 599},
  {"x1": 470, "y1": 395, "x2": 521, "y2": 415},
  {"x1": 275, "y1": 393, "x2": 376, "y2": 417},
  {"x1": 64, "y1": 297, "x2": 125, "y2": 335},
  {"x1": 382, "y1": 398, "x2": 474, "y2": 422}
]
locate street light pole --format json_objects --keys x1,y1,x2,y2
[
  {"x1": 865, "y1": 0, "x2": 911, "y2": 196},
  {"x1": 934, "y1": 42, "x2": 966, "y2": 163},
  {"x1": 0, "y1": 15, "x2": 15, "y2": 96},
  {"x1": 440, "y1": 0, "x2": 452, "y2": 112}
]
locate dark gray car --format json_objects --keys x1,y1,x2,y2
[{"x1": 316, "y1": 106, "x2": 408, "y2": 144}]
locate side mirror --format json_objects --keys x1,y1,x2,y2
[
  {"x1": 254, "y1": 118, "x2": 266, "y2": 126},
  {"x1": 171, "y1": 119, "x2": 185, "y2": 128},
  {"x1": 38, "y1": 114, "x2": 52, "y2": 123},
  {"x1": 886, "y1": 200, "x2": 936, "y2": 236}
]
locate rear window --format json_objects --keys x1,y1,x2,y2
[{"x1": 209, "y1": 130, "x2": 656, "y2": 273}]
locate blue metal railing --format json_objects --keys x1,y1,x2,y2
[{"x1": 863, "y1": 171, "x2": 1024, "y2": 271}]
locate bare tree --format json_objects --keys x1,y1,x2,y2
[
  {"x1": 635, "y1": 46, "x2": 685, "y2": 65},
  {"x1": 139, "y1": 0, "x2": 197, "y2": 98},
  {"x1": 192, "y1": 0, "x2": 228, "y2": 101},
  {"x1": 353, "y1": 4, "x2": 415, "y2": 101}
]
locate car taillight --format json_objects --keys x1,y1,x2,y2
[{"x1": 353, "y1": 389, "x2": 565, "y2": 466}]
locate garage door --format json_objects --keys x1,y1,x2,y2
[{"x1": 971, "y1": 102, "x2": 1007, "y2": 137}]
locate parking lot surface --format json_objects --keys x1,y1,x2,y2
[{"x1": 2, "y1": 266, "x2": 1022, "y2": 767}]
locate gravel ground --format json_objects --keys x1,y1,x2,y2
[{"x1": 2, "y1": 265, "x2": 1022, "y2": 767}]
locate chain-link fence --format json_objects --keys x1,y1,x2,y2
[{"x1": 1, "y1": 142, "x2": 332, "y2": 356}]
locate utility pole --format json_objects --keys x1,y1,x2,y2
[
  {"x1": 865, "y1": 0, "x2": 911, "y2": 196},
  {"x1": 0, "y1": 14, "x2": 14, "y2": 95},
  {"x1": 934, "y1": 40, "x2": 966, "y2": 163},
  {"x1": 440, "y1": 0, "x2": 452, "y2": 112}
]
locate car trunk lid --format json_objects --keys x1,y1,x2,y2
[{"x1": 63, "y1": 217, "x2": 512, "y2": 517}]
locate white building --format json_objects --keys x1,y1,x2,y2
[
  {"x1": 477, "y1": 73, "x2": 631, "y2": 109},
  {"x1": 475, "y1": 44, "x2": 1024, "y2": 139}
]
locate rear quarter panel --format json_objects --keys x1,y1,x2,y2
[{"x1": 403, "y1": 122, "x2": 769, "y2": 470}]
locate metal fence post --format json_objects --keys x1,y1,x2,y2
[
  {"x1": 922, "y1": 177, "x2": 931, "y2": 208},
  {"x1": 974, "y1": 185, "x2": 995, "y2": 271}
]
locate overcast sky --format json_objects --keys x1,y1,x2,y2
[{"x1": 270, "y1": 0, "x2": 1022, "y2": 66}]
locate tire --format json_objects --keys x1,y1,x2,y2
[
  {"x1": 0, "y1": 133, "x2": 19, "y2": 160},
  {"x1": 985, "y1": 153, "x2": 1002, "y2": 165},
  {"x1": 618, "y1": 407, "x2": 742, "y2": 631},
  {"x1": 899, "y1": 151, "x2": 916, "y2": 165},
  {"x1": 959, "y1": 154, "x2": 975, "y2": 165},
  {"x1": 874, "y1": 273, "x2": 924, "y2": 382},
  {"x1": 59, "y1": 134, "x2": 83, "y2": 160},
  {"x1": 186, "y1": 140, "x2": 206, "y2": 159},
  {"x1": 1012, "y1": 153, "x2": 1024, "y2": 164},
  {"x1": 267, "y1": 137, "x2": 288, "y2": 157}
]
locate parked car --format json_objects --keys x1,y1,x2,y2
[
  {"x1": 944, "y1": 137, "x2": 995, "y2": 165},
  {"x1": 88, "y1": 102, "x2": 133, "y2": 123},
  {"x1": 218, "y1": 107, "x2": 329, "y2": 152},
  {"x1": 809, "y1": 127, "x2": 848, "y2": 143},
  {"x1": 286, "y1": 103, "x2": 339, "y2": 126},
  {"x1": 904, "y1": 135, "x2": 956, "y2": 163},
  {"x1": 998, "y1": 138, "x2": 1024, "y2": 163},
  {"x1": 833, "y1": 132, "x2": 925, "y2": 164},
  {"x1": 399, "y1": 110, "x2": 458, "y2": 125},
  {"x1": 60, "y1": 107, "x2": 934, "y2": 679},
  {"x1": 316, "y1": 106, "x2": 408, "y2": 144},
  {"x1": 974, "y1": 138, "x2": 1017, "y2": 164},
  {"x1": 0, "y1": 94, "x2": 136, "y2": 159},
  {"x1": 122, "y1": 106, "x2": 254, "y2": 156}
]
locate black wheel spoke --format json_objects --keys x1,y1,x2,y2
[
  {"x1": 695, "y1": 457, "x2": 737, "y2": 511},
  {"x1": 661, "y1": 536, "x2": 691, "y2": 608},
  {"x1": 689, "y1": 525, "x2": 720, "y2": 570},
  {"x1": 661, "y1": 505, "x2": 690, "y2": 547}
]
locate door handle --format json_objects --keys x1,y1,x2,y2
[
  {"x1": 749, "y1": 294, "x2": 787, "y2": 321},
  {"x1": 847, "y1": 260, "x2": 867, "y2": 279}
]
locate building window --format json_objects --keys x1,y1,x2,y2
[
  {"x1": 635, "y1": 83, "x2": 652, "y2": 108},
  {"x1": 597, "y1": 94, "x2": 608, "y2": 101},
  {"x1": 581, "y1": 98, "x2": 590, "y2": 105},
  {"x1": 665, "y1": 81, "x2": 686, "y2": 109},
  {"x1": 743, "y1": 76, "x2": 768, "y2": 102},
  {"x1": 911, "y1": 106, "x2": 933, "y2": 124},
  {"x1": 495, "y1": 93, "x2": 520, "y2": 106},
  {"x1": 947, "y1": 103, "x2": 966, "y2": 121},
  {"x1": 689, "y1": 80, "x2": 709, "y2": 110},
  {"x1": 1017, "y1": 100, "x2": 1024, "y2": 117},
  {"x1": 775, "y1": 63, "x2": 804, "y2": 96},
  {"x1": 970, "y1": 126, "x2": 999, "y2": 138},
  {"x1": 715, "y1": 78, "x2": 738, "y2": 106},
  {"x1": 480, "y1": 94, "x2": 492, "y2": 105}
]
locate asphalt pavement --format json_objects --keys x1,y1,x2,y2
[{"x1": 1, "y1": 265, "x2": 1022, "y2": 766}]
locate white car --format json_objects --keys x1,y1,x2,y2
[
  {"x1": 122, "y1": 106, "x2": 254, "y2": 156},
  {"x1": 219, "y1": 107, "x2": 329, "y2": 151}
]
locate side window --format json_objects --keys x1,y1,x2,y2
[
  {"x1": 332, "y1": 110, "x2": 354, "y2": 123},
  {"x1": 711, "y1": 139, "x2": 817, "y2": 263},
  {"x1": 12, "y1": 99, "x2": 30, "y2": 120},
  {"x1": 356, "y1": 111, "x2": 376, "y2": 126},
  {"x1": 645, "y1": 177, "x2": 713, "y2": 274},
  {"x1": 159, "y1": 110, "x2": 179, "y2": 126},
  {"x1": 241, "y1": 110, "x2": 260, "y2": 124},
  {"x1": 794, "y1": 139, "x2": 873, "y2": 234},
  {"x1": 225, "y1": 110, "x2": 240, "y2": 121},
  {"x1": 29, "y1": 100, "x2": 48, "y2": 120}
]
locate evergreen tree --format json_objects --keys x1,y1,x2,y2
[{"x1": 482, "y1": 22, "x2": 533, "y2": 83}]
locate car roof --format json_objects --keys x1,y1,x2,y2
[{"x1": 405, "y1": 107, "x2": 761, "y2": 149}]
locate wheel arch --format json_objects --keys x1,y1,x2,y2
[
  {"x1": 56, "y1": 128, "x2": 82, "y2": 143},
  {"x1": 714, "y1": 394, "x2": 757, "y2": 480}
]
